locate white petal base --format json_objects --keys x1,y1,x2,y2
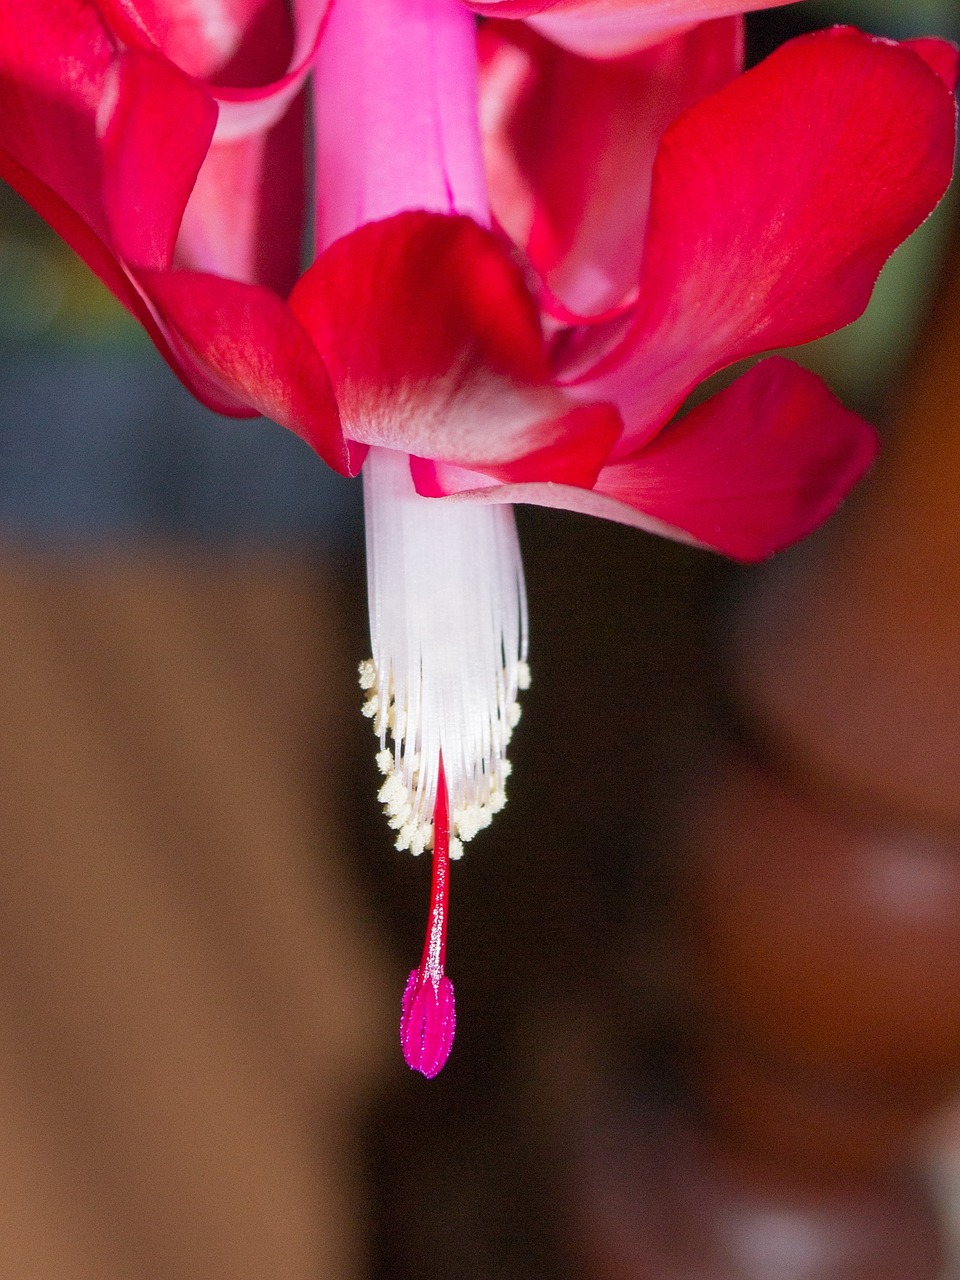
[{"x1": 360, "y1": 446, "x2": 528, "y2": 855}]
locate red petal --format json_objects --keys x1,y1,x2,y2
[
  {"x1": 0, "y1": 3, "x2": 310, "y2": 418},
  {"x1": 0, "y1": 146, "x2": 254, "y2": 416},
  {"x1": 579, "y1": 28, "x2": 957, "y2": 455},
  {"x1": 101, "y1": 50, "x2": 217, "y2": 270},
  {"x1": 425, "y1": 359, "x2": 877, "y2": 563},
  {"x1": 410, "y1": 402, "x2": 622, "y2": 494},
  {"x1": 291, "y1": 212, "x2": 612, "y2": 472},
  {"x1": 480, "y1": 17, "x2": 742, "y2": 318},
  {"x1": 96, "y1": 0, "x2": 329, "y2": 138},
  {"x1": 141, "y1": 270, "x2": 351, "y2": 471},
  {"x1": 0, "y1": 0, "x2": 116, "y2": 238},
  {"x1": 96, "y1": 0, "x2": 293, "y2": 86},
  {"x1": 467, "y1": 0, "x2": 791, "y2": 57},
  {"x1": 0, "y1": 147, "x2": 143, "y2": 330},
  {"x1": 0, "y1": 6, "x2": 218, "y2": 273},
  {"x1": 592, "y1": 358, "x2": 879, "y2": 561},
  {"x1": 902, "y1": 37, "x2": 960, "y2": 90}
]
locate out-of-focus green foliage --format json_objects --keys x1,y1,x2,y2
[
  {"x1": 0, "y1": 183, "x2": 140, "y2": 346},
  {"x1": 800, "y1": 0, "x2": 959, "y2": 39},
  {"x1": 785, "y1": 0, "x2": 960, "y2": 414}
]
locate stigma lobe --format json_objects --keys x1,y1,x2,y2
[{"x1": 400, "y1": 756, "x2": 456, "y2": 1078}]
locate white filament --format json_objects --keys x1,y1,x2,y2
[{"x1": 361, "y1": 446, "x2": 529, "y2": 856}]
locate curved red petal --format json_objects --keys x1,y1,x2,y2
[
  {"x1": 0, "y1": 146, "x2": 145, "y2": 332},
  {"x1": 410, "y1": 401, "x2": 621, "y2": 494},
  {"x1": 0, "y1": 4, "x2": 304, "y2": 418},
  {"x1": 480, "y1": 17, "x2": 742, "y2": 317},
  {"x1": 101, "y1": 49, "x2": 217, "y2": 270},
  {"x1": 0, "y1": 0, "x2": 116, "y2": 239},
  {"x1": 96, "y1": 0, "x2": 329, "y2": 138},
  {"x1": 424, "y1": 359, "x2": 878, "y2": 563},
  {"x1": 291, "y1": 211, "x2": 608, "y2": 471},
  {"x1": 141, "y1": 270, "x2": 351, "y2": 471},
  {"x1": 592, "y1": 358, "x2": 879, "y2": 561},
  {"x1": 467, "y1": 0, "x2": 789, "y2": 57},
  {"x1": 95, "y1": 0, "x2": 292, "y2": 85},
  {"x1": 580, "y1": 28, "x2": 957, "y2": 454},
  {"x1": 902, "y1": 37, "x2": 960, "y2": 90},
  {"x1": 0, "y1": 145, "x2": 254, "y2": 417},
  {"x1": 0, "y1": 8, "x2": 219, "y2": 275}
]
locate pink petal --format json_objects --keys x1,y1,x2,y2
[
  {"x1": 466, "y1": 0, "x2": 791, "y2": 58},
  {"x1": 416, "y1": 457, "x2": 705, "y2": 548},
  {"x1": 290, "y1": 211, "x2": 614, "y2": 479},
  {"x1": 410, "y1": 402, "x2": 621, "y2": 494},
  {"x1": 0, "y1": 146, "x2": 264, "y2": 416},
  {"x1": 0, "y1": 4, "x2": 219, "y2": 273},
  {"x1": 141, "y1": 270, "x2": 352, "y2": 471},
  {"x1": 423, "y1": 359, "x2": 878, "y2": 562},
  {"x1": 95, "y1": 0, "x2": 292, "y2": 84},
  {"x1": 0, "y1": 0, "x2": 116, "y2": 239},
  {"x1": 209, "y1": 0, "x2": 330, "y2": 139},
  {"x1": 577, "y1": 28, "x2": 957, "y2": 456},
  {"x1": 479, "y1": 16, "x2": 742, "y2": 317},
  {"x1": 175, "y1": 92, "x2": 305, "y2": 293},
  {"x1": 101, "y1": 50, "x2": 217, "y2": 270}
]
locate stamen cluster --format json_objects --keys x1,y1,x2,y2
[
  {"x1": 360, "y1": 446, "x2": 529, "y2": 859},
  {"x1": 359, "y1": 657, "x2": 530, "y2": 856}
]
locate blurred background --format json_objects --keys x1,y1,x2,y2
[{"x1": 1, "y1": 1, "x2": 960, "y2": 1277}]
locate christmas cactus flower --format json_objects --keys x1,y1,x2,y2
[
  {"x1": 0, "y1": 0, "x2": 956, "y2": 1078},
  {"x1": 292, "y1": 2, "x2": 956, "y2": 1075}
]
